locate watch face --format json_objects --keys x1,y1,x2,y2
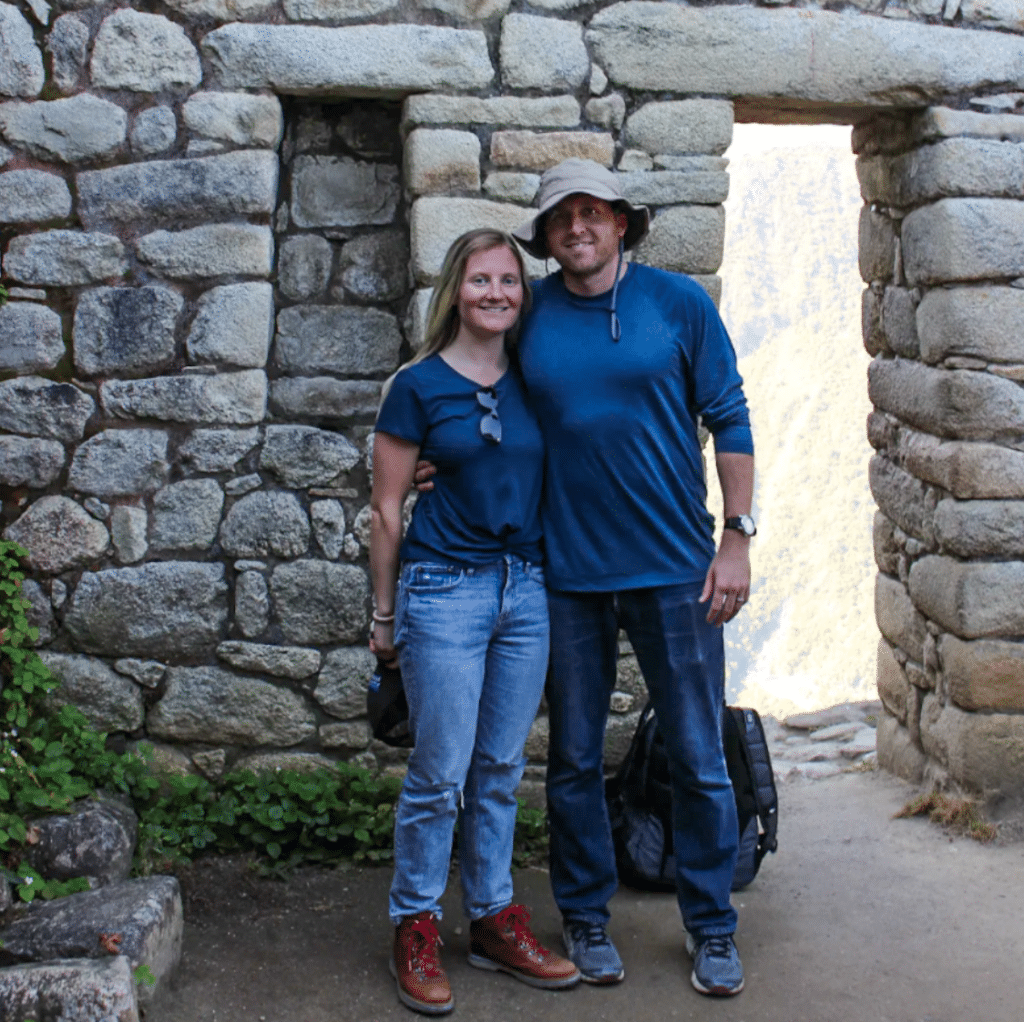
[{"x1": 739, "y1": 515, "x2": 755, "y2": 535}]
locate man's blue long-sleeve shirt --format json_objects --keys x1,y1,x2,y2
[{"x1": 517, "y1": 263, "x2": 753, "y2": 592}]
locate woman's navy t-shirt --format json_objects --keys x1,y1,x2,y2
[{"x1": 375, "y1": 353, "x2": 545, "y2": 567}]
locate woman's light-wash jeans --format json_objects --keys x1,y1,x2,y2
[{"x1": 389, "y1": 555, "x2": 549, "y2": 925}]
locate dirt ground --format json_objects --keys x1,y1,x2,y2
[{"x1": 151, "y1": 769, "x2": 1024, "y2": 1022}]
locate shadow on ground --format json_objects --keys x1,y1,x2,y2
[{"x1": 151, "y1": 770, "x2": 1024, "y2": 1022}]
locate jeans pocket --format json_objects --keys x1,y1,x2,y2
[{"x1": 405, "y1": 562, "x2": 465, "y2": 594}]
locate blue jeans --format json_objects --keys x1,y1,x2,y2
[
  {"x1": 546, "y1": 581, "x2": 739, "y2": 940},
  {"x1": 389, "y1": 556, "x2": 549, "y2": 925}
]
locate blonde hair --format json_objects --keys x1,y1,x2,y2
[{"x1": 380, "y1": 229, "x2": 531, "y2": 404}]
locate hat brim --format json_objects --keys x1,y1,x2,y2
[{"x1": 512, "y1": 188, "x2": 650, "y2": 260}]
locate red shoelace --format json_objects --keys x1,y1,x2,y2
[
  {"x1": 494, "y1": 904, "x2": 550, "y2": 958},
  {"x1": 406, "y1": 916, "x2": 445, "y2": 977}
]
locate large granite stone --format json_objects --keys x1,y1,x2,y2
[
  {"x1": 0, "y1": 2, "x2": 45, "y2": 98},
  {"x1": 73, "y1": 286, "x2": 182, "y2": 379},
  {"x1": 291, "y1": 155, "x2": 399, "y2": 228},
  {"x1": 163, "y1": 0, "x2": 274, "y2": 17},
  {"x1": 586, "y1": 94, "x2": 626, "y2": 132},
  {"x1": 940, "y1": 632, "x2": 1024, "y2": 714},
  {"x1": 274, "y1": 305, "x2": 401, "y2": 376},
  {"x1": 0, "y1": 170, "x2": 72, "y2": 223},
  {"x1": 26, "y1": 797, "x2": 137, "y2": 887},
  {"x1": 962, "y1": 0, "x2": 1024, "y2": 31},
  {"x1": 91, "y1": 9, "x2": 201, "y2": 92},
  {"x1": 0, "y1": 436, "x2": 65, "y2": 489},
  {"x1": 219, "y1": 491, "x2": 310, "y2": 559},
  {"x1": 202, "y1": 23, "x2": 493, "y2": 95},
  {"x1": 186, "y1": 282, "x2": 273, "y2": 369},
  {"x1": 217, "y1": 640, "x2": 321, "y2": 679},
  {"x1": 179, "y1": 427, "x2": 259, "y2": 472},
  {"x1": 38, "y1": 652, "x2": 143, "y2": 732},
  {"x1": 271, "y1": 560, "x2": 368, "y2": 644},
  {"x1": 3, "y1": 231, "x2": 127, "y2": 286},
  {"x1": 875, "y1": 572, "x2": 928, "y2": 662},
  {"x1": 150, "y1": 479, "x2": 224, "y2": 551},
  {"x1": 868, "y1": 358, "x2": 1024, "y2": 443},
  {"x1": 908, "y1": 555, "x2": 1024, "y2": 639},
  {"x1": 622, "y1": 100, "x2": 733, "y2": 156},
  {"x1": 500, "y1": 13, "x2": 588, "y2": 92},
  {"x1": 405, "y1": 128, "x2": 480, "y2": 196},
  {"x1": 903, "y1": 198, "x2": 1024, "y2": 285},
  {"x1": 875, "y1": 711, "x2": 926, "y2": 784},
  {"x1": 934, "y1": 497, "x2": 1024, "y2": 558},
  {"x1": 4, "y1": 497, "x2": 109, "y2": 575},
  {"x1": 588, "y1": 3, "x2": 1024, "y2": 105},
  {"x1": 336, "y1": 229, "x2": 408, "y2": 302},
  {"x1": 876, "y1": 637, "x2": 910, "y2": 724},
  {"x1": 617, "y1": 169, "x2": 729, "y2": 207},
  {"x1": 68, "y1": 429, "x2": 169, "y2": 497},
  {"x1": 235, "y1": 569, "x2": 269, "y2": 638},
  {"x1": 148, "y1": 666, "x2": 317, "y2": 745},
  {"x1": 311, "y1": 499, "x2": 345, "y2": 559},
  {"x1": 136, "y1": 223, "x2": 273, "y2": 280},
  {"x1": 490, "y1": 130, "x2": 614, "y2": 171},
  {"x1": 100, "y1": 370, "x2": 267, "y2": 426},
  {"x1": 0, "y1": 377, "x2": 94, "y2": 441},
  {"x1": 278, "y1": 234, "x2": 333, "y2": 301},
  {"x1": 109, "y1": 505, "x2": 148, "y2": 565},
  {"x1": 131, "y1": 105, "x2": 177, "y2": 156},
  {"x1": 868, "y1": 454, "x2": 935, "y2": 545},
  {"x1": 313, "y1": 645, "x2": 376, "y2": 719},
  {"x1": 261, "y1": 425, "x2": 361, "y2": 488},
  {"x1": 182, "y1": 92, "x2": 283, "y2": 148},
  {"x1": 48, "y1": 12, "x2": 89, "y2": 94},
  {"x1": 0, "y1": 876, "x2": 182, "y2": 1006},
  {"x1": 917, "y1": 286, "x2": 1024, "y2": 365},
  {"x1": 269, "y1": 377, "x2": 382, "y2": 420},
  {"x1": 919, "y1": 695, "x2": 1024, "y2": 795},
  {"x1": 0, "y1": 302, "x2": 64, "y2": 373},
  {"x1": 0, "y1": 957, "x2": 139, "y2": 1022},
  {"x1": 897, "y1": 429, "x2": 1024, "y2": 500},
  {"x1": 410, "y1": 197, "x2": 544, "y2": 284},
  {"x1": 404, "y1": 93, "x2": 579, "y2": 127},
  {"x1": 78, "y1": 151, "x2": 278, "y2": 231},
  {"x1": 282, "y1": 0, "x2": 399, "y2": 18},
  {"x1": 632, "y1": 206, "x2": 724, "y2": 275},
  {"x1": 22, "y1": 578, "x2": 54, "y2": 647},
  {"x1": 64, "y1": 562, "x2": 228, "y2": 658},
  {"x1": 0, "y1": 95, "x2": 126, "y2": 163}
]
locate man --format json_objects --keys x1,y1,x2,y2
[{"x1": 419, "y1": 158, "x2": 755, "y2": 996}]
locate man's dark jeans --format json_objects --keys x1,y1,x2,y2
[{"x1": 546, "y1": 581, "x2": 739, "y2": 939}]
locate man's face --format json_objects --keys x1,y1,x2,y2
[{"x1": 543, "y1": 193, "x2": 628, "y2": 284}]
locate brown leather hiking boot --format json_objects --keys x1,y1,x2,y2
[
  {"x1": 390, "y1": 912, "x2": 454, "y2": 1015},
  {"x1": 468, "y1": 904, "x2": 581, "y2": 989}
]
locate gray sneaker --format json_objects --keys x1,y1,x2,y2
[
  {"x1": 685, "y1": 933, "x2": 744, "y2": 996},
  {"x1": 561, "y1": 919, "x2": 625, "y2": 984}
]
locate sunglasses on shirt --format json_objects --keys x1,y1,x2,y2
[{"x1": 476, "y1": 387, "x2": 501, "y2": 444}]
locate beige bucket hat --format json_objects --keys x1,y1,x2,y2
[{"x1": 512, "y1": 158, "x2": 650, "y2": 260}]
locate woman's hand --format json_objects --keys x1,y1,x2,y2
[{"x1": 370, "y1": 620, "x2": 397, "y2": 665}]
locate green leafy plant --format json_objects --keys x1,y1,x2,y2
[
  {"x1": 134, "y1": 964, "x2": 156, "y2": 987},
  {"x1": 0, "y1": 538, "x2": 551, "y2": 891}
]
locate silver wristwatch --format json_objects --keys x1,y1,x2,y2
[{"x1": 724, "y1": 515, "x2": 757, "y2": 538}]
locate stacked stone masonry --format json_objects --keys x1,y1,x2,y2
[{"x1": 2, "y1": 0, "x2": 1024, "y2": 800}]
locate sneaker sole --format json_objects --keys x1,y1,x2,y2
[
  {"x1": 690, "y1": 969, "x2": 744, "y2": 997},
  {"x1": 467, "y1": 952, "x2": 582, "y2": 989},
  {"x1": 389, "y1": 955, "x2": 455, "y2": 1014}
]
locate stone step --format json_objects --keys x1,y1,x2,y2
[
  {"x1": 0, "y1": 875, "x2": 182, "y2": 1007},
  {"x1": 0, "y1": 956, "x2": 139, "y2": 1022}
]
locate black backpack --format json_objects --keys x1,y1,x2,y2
[{"x1": 606, "y1": 702, "x2": 778, "y2": 893}]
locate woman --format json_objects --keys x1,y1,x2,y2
[{"x1": 370, "y1": 229, "x2": 580, "y2": 1015}]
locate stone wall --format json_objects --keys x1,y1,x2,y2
[
  {"x1": 2, "y1": 0, "x2": 1024, "y2": 794},
  {"x1": 858, "y1": 105, "x2": 1024, "y2": 800}
]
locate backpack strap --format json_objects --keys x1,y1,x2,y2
[{"x1": 731, "y1": 706, "x2": 779, "y2": 865}]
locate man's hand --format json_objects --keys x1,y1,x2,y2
[
  {"x1": 413, "y1": 460, "x2": 436, "y2": 493},
  {"x1": 700, "y1": 531, "x2": 751, "y2": 626}
]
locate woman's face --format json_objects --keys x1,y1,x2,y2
[{"x1": 455, "y1": 245, "x2": 524, "y2": 342}]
